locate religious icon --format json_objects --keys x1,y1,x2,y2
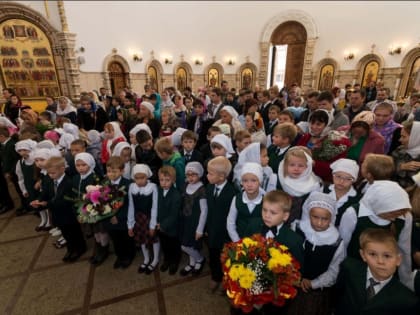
[
  {"x1": 176, "y1": 67, "x2": 187, "y2": 92},
  {"x1": 209, "y1": 68, "x2": 219, "y2": 87},
  {"x1": 319, "y1": 64, "x2": 334, "y2": 91},
  {"x1": 361, "y1": 61, "x2": 379, "y2": 88},
  {"x1": 148, "y1": 66, "x2": 158, "y2": 92},
  {"x1": 406, "y1": 57, "x2": 420, "y2": 95},
  {"x1": 2, "y1": 26, "x2": 14, "y2": 39},
  {"x1": 13, "y1": 25, "x2": 26, "y2": 37},
  {"x1": 26, "y1": 27, "x2": 38, "y2": 40},
  {"x1": 241, "y1": 68, "x2": 253, "y2": 89}
]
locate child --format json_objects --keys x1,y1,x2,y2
[
  {"x1": 265, "y1": 105, "x2": 280, "y2": 135},
  {"x1": 209, "y1": 133, "x2": 237, "y2": 166},
  {"x1": 245, "y1": 111, "x2": 267, "y2": 145},
  {"x1": 289, "y1": 191, "x2": 346, "y2": 315},
  {"x1": 31, "y1": 156, "x2": 87, "y2": 262},
  {"x1": 278, "y1": 146, "x2": 322, "y2": 224},
  {"x1": 128, "y1": 123, "x2": 152, "y2": 160},
  {"x1": 15, "y1": 139, "x2": 39, "y2": 216},
  {"x1": 357, "y1": 153, "x2": 395, "y2": 194},
  {"x1": 198, "y1": 126, "x2": 222, "y2": 162},
  {"x1": 180, "y1": 130, "x2": 204, "y2": 165},
  {"x1": 205, "y1": 157, "x2": 237, "y2": 292},
  {"x1": 100, "y1": 121, "x2": 126, "y2": 166},
  {"x1": 324, "y1": 158, "x2": 361, "y2": 226},
  {"x1": 234, "y1": 130, "x2": 252, "y2": 155},
  {"x1": 154, "y1": 137, "x2": 185, "y2": 191},
  {"x1": 179, "y1": 162, "x2": 207, "y2": 276},
  {"x1": 44, "y1": 130, "x2": 61, "y2": 148},
  {"x1": 86, "y1": 129, "x2": 102, "y2": 163},
  {"x1": 187, "y1": 99, "x2": 211, "y2": 148},
  {"x1": 335, "y1": 228, "x2": 419, "y2": 315},
  {"x1": 373, "y1": 102, "x2": 401, "y2": 154},
  {"x1": 154, "y1": 166, "x2": 182, "y2": 275},
  {"x1": 227, "y1": 162, "x2": 265, "y2": 242},
  {"x1": 267, "y1": 122, "x2": 297, "y2": 172},
  {"x1": 135, "y1": 130, "x2": 162, "y2": 183},
  {"x1": 104, "y1": 156, "x2": 135, "y2": 269},
  {"x1": 127, "y1": 164, "x2": 160, "y2": 275},
  {"x1": 340, "y1": 180, "x2": 413, "y2": 289},
  {"x1": 112, "y1": 141, "x2": 133, "y2": 180},
  {"x1": 159, "y1": 108, "x2": 179, "y2": 138}
]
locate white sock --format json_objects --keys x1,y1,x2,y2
[
  {"x1": 99, "y1": 233, "x2": 109, "y2": 246},
  {"x1": 150, "y1": 242, "x2": 160, "y2": 267},
  {"x1": 189, "y1": 255, "x2": 196, "y2": 267},
  {"x1": 39, "y1": 210, "x2": 47, "y2": 226},
  {"x1": 45, "y1": 212, "x2": 51, "y2": 227},
  {"x1": 182, "y1": 245, "x2": 203, "y2": 263},
  {"x1": 141, "y1": 244, "x2": 150, "y2": 265},
  {"x1": 94, "y1": 233, "x2": 101, "y2": 243}
]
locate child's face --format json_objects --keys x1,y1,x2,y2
[
  {"x1": 374, "y1": 108, "x2": 392, "y2": 127},
  {"x1": 184, "y1": 99, "x2": 193, "y2": 109},
  {"x1": 207, "y1": 167, "x2": 225, "y2": 185},
  {"x1": 241, "y1": 173, "x2": 260, "y2": 196},
  {"x1": 106, "y1": 167, "x2": 123, "y2": 181},
  {"x1": 70, "y1": 144, "x2": 85, "y2": 157},
  {"x1": 245, "y1": 115, "x2": 254, "y2": 130},
  {"x1": 35, "y1": 158, "x2": 46, "y2": 169},
  {"x1": 156, "y1": 151, "x2": 170, "y2": 161},
  {"x1": 286, "y1": 156, "x2": 307, "y2": 178},
  {"x1": 211, "y1": 145, "x2": 227, "y2": 157},
  {"x1": 120, "y1": 148, "x2": 132, "y2": 163},
  {"x1": 159, "y1": 174, "x2": 174, "y2": 190},
  {"x1": 104, "y1": 128, "x2": 115, "y2": 140},
  {"x1": 194, "y1": 105, "x2": 204, "y2": 116},
  {"x1": 309, "y1": 207, "x2": 331, "y2": 232},
  {"x1": 129, "y1": 133, "x2": 137, "y2": 145},
  {"x1": 278, "y1": 114, "x2": 293, "y2": 124},
  {"x1": 399, "y1": 128, "x2": 410, "y2": 148},
  {"x1": 207, "y1": 131, "x2": 221, "y2": 141},
  {"x1": 112, "y1": 99, "x2": 119, "y2": 107},
  {"x1": 161, "y1": 112, "x2": 169, "y2": 124},
  {"x1": 271, "y1": 134, "x2": 289, "y2": 147},
  {"x1": 186, "y1": 171, "x2": 200, "y2": 185},
  {"x1": 332, "y1": 171, "x2": 354, "y2": 192},
  {"x1": 260, "y1": 148, "x2": 269, "y2": 167},
  {"x1": 18, "y1": 149, "x2": 30, "y2": 159},
  {"x1": 268, "y1": 110, "x2": 278, "y2": 121},
  {"x1": 235, "y1": 137, "x2": 252, "y2": 152},
  {"x1": 139, "y1": 139, "x2": 153, "y2": 151},
  {"x1": 377, "y1": 209, "x2": 408, "y2": 221},
  {"x1": 262, "y1": 201, "x2": 289, "y2": 227},
  {"x1": 47, "y1": 166, "x2": 65, "y2": 180},
  {"x1": 182, "y1": 139, "x2": 196, "y2": 152},
  {"x1": 134, "y1": 173, "x2": 148, "y2": 187},
  {"x1": 75, "y1": 159, "x2": 90, "y2": 175},
  {"x1": 359, "y1": 241, "x2": 401, "y2": 281}
]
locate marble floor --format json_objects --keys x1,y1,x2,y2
[{"x1": 0, "y1": 208, "x2": 231, "y2": 315}]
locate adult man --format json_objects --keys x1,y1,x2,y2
[
  {"x1": 365, "y1": 80, "x2": 377, "y2": 104},
  {"x1": 367, "y1": 88, "x2": 396, "y2": 112},
  {"x1": 300, "y1": 90, "x2": 319, "y2": 122},
  {"x1": 343, "y1": 90, "x2": 370, "y2": 123},
  {"x1": 99, "y1": 87, "x2": 112, "y2": 104},
  {"x1": 316, "y1": 91, "x2": 349, "y2": 129},
  {"x1": 258, "y1": 90, "x2": 272, "y2": 124},
  {"x1": 221, "y1": 80, "x2": 229, "y2": 103},
  {"x1": 207, "y1": 87, "x2": 225, "y2": 121}
]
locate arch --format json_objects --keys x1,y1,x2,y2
[
  {"x1": 237, "y1": 62, "x2": 258, "y2": 90},
  {"x1": 313, "y1": 58, "x2": 340, "y2": 91},
  {"x1": 399, "y1": 47, "x2": 420, "y2": 97},
  {"x1": 173, "y1": 61, "x2": 193, "y2": 91},
  {"x1": 259, "y1": 10, "x2": 319, "y2": 89},
  {"x1": 107, "y1": 61, "x2": 129, "y2": 95},
  {"x1": 101, "y1": 53, "x2": 131, "y2": 94},
  {"x1": 204, "y1": 62, "x2": 224, "y2": 88},
  {"x1": 145, "y1": 59, "x2": 164, "y2": 93},
  {"x1": 355, "y1": 54, "x2": 384, "y2": 87},
  {"x1": 102, "y1": 53, "x2": 130, "y2": 74}
]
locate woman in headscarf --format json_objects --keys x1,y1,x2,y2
[
  {"x1": 56, "y1": 96, "x2": 77, "y2": 124},
  {"x1": 139, "y1": 101, "x2": 160, "y2": 139},
  {"x1": 77, "y1": 95, "x2": 109, "y2": 132},
  {"x1": 212, "y1": 105, "x2": 243, "y2": 137}
]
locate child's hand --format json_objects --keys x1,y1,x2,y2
[
  {"x1": 128, "y1": 229, "x2": 134, "y2": 237},
  {"x1": 301, "y1": 278, "x2": 312, "y2": 293},
  {"x1": 23, "y1": 192, "x2": 29, "y2": 198},
  {"x1": 195, "y1": 232, "x2": 203, "y2": 240},
  {"x1": 30, "y1": 200, "x2": 40, "y2": 208},
  {"x1": 110, "y1": 216, "x2": 118, "y2": 225},
  {"x1": 34, "y1": 181, "x2": 41, "y2": 191},
  {"x1": 149, "y1": 229, "x2": 155, "y2": 237}
]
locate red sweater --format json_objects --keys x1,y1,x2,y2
[{"x1": 101, "y1": 137, "x2": 125, "y2": 164}]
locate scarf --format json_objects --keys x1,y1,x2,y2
[
  {"x1": 56, "y1": 98, "x2": 77, "y2": 116},
  {"x1": 129, "y1": 181, "x2": 156, "y2": 196},
  {"x1": 407, "y1": 121, "x2": 420, "y2": 158},
  {"x1": 373, "y1": 119, "x2": 401, "y2": 153}
]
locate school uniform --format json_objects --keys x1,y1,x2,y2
[
  {"x1": 135, "y1": 147, "x2": 162, "y2": 184},
  {"x1": 0, "y1": 137, "x2": 20, "y2": 211},
  {"x1": 15, "y1": 158, "x2": 38, "y2": 212},
  {"x1": 180, "y1": 149, "x2": 204, "y2": 165},
  {"x1": 267, "y1": 144, "x2": 290, "y2": 175},
  {"x1": 335, "y1": 257, "x2": 420, "y2": 315}
]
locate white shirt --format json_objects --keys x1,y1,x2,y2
[
  {"x1": 265, "y1": 223, "x2": 283, "y2": 239},
  {"x1": 126, "y1": 182, "x2": 158, "y2": 230},
  {"x1": 111, "y1": 177, "x2": 122, "y2": 185},
  {"x1": 213, "y1": 180, "x2": 228, "y2": 197},
  {"x1": 366, "y1": 268, "x2": 393, "y2": 295},
  {"x1": 185, "y1": 181, "x2": 208, "y2": 235}
]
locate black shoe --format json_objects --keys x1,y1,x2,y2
[
  {"x1": 180, "y1": 264, "x2": 194, "y2": 276},
  {"x1": 138, "y1": 263, "x2": 148, "y2": 274},
  {"x1": 192, "y1": 258, "x2": 206, "y2": 276},
  {"x1": 92, "y1": 244, "x2": 109, "y2": 266},
  {"x1": 120, "y1": 259, "x2": 132, "y2": 269},
  {"x1": 113, "y1": 258, "x2": 122, "y2": 269},
  {"x1": 0, "y1": 205, "x2": 13, "y2": 215},
  {"x1": 160, "y1": 261, "x2": 170, "y2": 272},
  {"x1": 68, "y1": 248, "x2": 86, "y2": 262},
  {"x1": 145, "y1": 263, "x2": 157, "y2": 275},
  {"x1": 62, "y1": 251, "x2": 72, "y2": 262},
  {"x1": 168, "y1": 264, "x2": 179, "y2": 275},
  {"x1": 89, "y1": 242, "x2": 101, "y2": 264}
]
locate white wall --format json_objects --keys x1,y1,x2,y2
[{"x1": 61, "y1": 1, "x2": 420, "y2": 74}]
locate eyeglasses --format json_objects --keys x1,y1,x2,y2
[{"x1": 333, "y1": 174, "x2": 354, "y2": 182}]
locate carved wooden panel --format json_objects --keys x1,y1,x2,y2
[
  {"x1": 285, "y1": 43, "x2": 306, "y2": 87},
  {"x1": 108, "y1": 61, "x2": 127, "y2": 95}
]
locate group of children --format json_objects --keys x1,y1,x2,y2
[{"x1": 1, "y1": 99, "x2": 419, "y2": 314}]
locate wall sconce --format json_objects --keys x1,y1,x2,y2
[
  {"x1": 227, "y1": 59, "x2": 235, "y2": 66},
  {"x1": 344, "y1": 53, "x2": 354, "y2": 61},
  {"x1": 133, "y1": 54, "x2": 142, "y2": 62},
  {"x1": 389, "y1": 46, "x2": 402, "y2": 55},
  {"x1": 164, "y1": 58, "x2": 173, "y2": 65},
  {"x1": 195, "y1": 59, "x2": 203, "y2": 65}
]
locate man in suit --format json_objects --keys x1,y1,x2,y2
[
  {"x1": 187, "y1": 100, "x2": 212, "y2": 148},
  {"x1": 207, "y1": 87, "x2": 225, "y2": 121},
  {"x1": 99, "y1": 87, "x2": 112, "y2": 104},
  {"x1": 258, "y1": 89, "x2": 272, "y2": 126}
]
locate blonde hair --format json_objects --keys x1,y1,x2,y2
[
  {"x1": 207, "y1": 156, "x2": 232, "y2": 177},
  {"x1": 272, "y1": 123, "x2": 297, "y2": 142},
  {"x1": 46, "y1": 156, "x2": 65, "y2": 169},
  {"x1": 154, "y1": 137, "x2": 173, "y2": 155},
  {"x1": 363, "y1": 153, "x2": 394, "y2": 180},
  {"x1": 158, "y1": 165, "x2": 176, "y2": 181},
  {"x1": 263, "y1": 190, "x2": 292, "y2": 212},
  {"x1": 283, "y1": 146, "x2": 312, "y2": 177},
  {"x1": 359, "y1": 228, "x2": 399, "y2": 252}
]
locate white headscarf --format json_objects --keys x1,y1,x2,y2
[
  {"x1": 300, "y1": 191, "x2": 340, "y2": 247},
  {"x1": 56, "y1": 97, "x2": 77, "y2": 116},
  {"x1": 406, "y1": 121, "x2": 420, "y2": 158},
  {"x1": 59, "y1": 133, "x2": 75, "y2": 150},
  {"x1": 63, "y1": 122, "x2": 79, "y2": 139},
  {"x1": 112, "y1": 141, "x2": 131, "y2": 157},
  {"x1": 131, "y1": 164, "x2": 153, "y2": 179},
  {"x1": 185, "y1": 162, "x2": 204, "y2": 178},
  {"x1": 108, "y1": 121, "x2": 126, "y2": 141},
  {"x1": 330, "y1": 158, "x2": 359, "y2": 181},
  {"x1": 141, "y1": 101, "x2": 155, "y2": 115},
  {"x1": 233, "y1": 143, "x2": 260, "y2": 184},
  {"x1": 129, "y1": 123, "x2": 152, "y2": 136},
  {"x1": 220, "y1": 106, "x2": 239, "y2": 120},
  {"x1": 241, "y1": 162, "x2": 263, "y2": 183},
  {"x1": 211, "y1": 134, "x2": 235, "y2": 158},
  {"x1": 15, "y1": 139, "x2": 37, "y2": 152},
  {"x1": 32, "y1": 148, "x2": 51, "y2": 160},
  {"x1": 75, "y1": 152, "x2": 95, "y2": 179},
  {"x1": 0, "y1": 116, "x2": 17, "y2": 129},
  {"x1": 87, "y1": 130, "x2": 102, "y2": 144},
  {"x1": 170, "y1": 128, "x2": 188, "y2": 147},
  {"x1": 36, "y1": 139, "x2": 55, "y2": 149},
  {"x1": 278, "y1": 148, "x2": 321, "y2": 197},
  {"x1": 359, "y1": 180, "x2": 411, "y2": 225}
]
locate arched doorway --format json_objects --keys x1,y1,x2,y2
[
  {"x1": 268, "y1": 21, "x2": 307, "y2": 89},
  {"x1": 108, "y1": 61, "x2": 128, "y2": 95}
]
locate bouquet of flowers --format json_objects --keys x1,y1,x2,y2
[
  {"x1": 312, "y1": 130, "x2": 351, "y2": 161},
  {"x1": 76, "y1": 183, "x2": 126, "y2": 224},
  {"x1": 221, "y1": 234, "x2": 301, "y2": 313}
]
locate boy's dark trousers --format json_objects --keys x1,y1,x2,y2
[
  {"x1": 109, "y1": 229, "x2": 135, "y2": 262},
  {"x1": 209, "y1": 247, "x2": 223, "y2": 282},
  {"x1": 159, "y1": 231, "x2": 181, "y2": 267},
  {"x1": 0, "y1": 172, "x2": 14, "y2": 210},
  {"x1": 59, "y1": 223, "x2": 86, "y2": 254}
]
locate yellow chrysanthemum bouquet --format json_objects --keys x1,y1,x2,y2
[{"x1": 221, "y1": 234, "x2": 301, "y2": 313}]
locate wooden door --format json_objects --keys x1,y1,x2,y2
[
  {"x1": 108, "y1": 61, "x2": 127, "y2": 95},
  {"x1": 285, "y1": 43, "x2": 306, "y2": 87}
]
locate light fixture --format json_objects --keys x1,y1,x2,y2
[
  {"x1": 344, "y1": 53, "x2": 354, "y2": 61},
  {"x1": 389, "y1": 46, "x2": 402, "y2": 55},
  {"x1": 164, "y1": 57, "x2": 173, "y2": 65},
  {"x1": 195, "y1": 59, "x2": 203, "y2": 65},
  {"x1": 133, "y1": 54, "x2": 142, "y2": 62},
  {"x1": 227, "y1": 59, "x2": 235, "y2": 66}
]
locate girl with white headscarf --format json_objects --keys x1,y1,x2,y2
[
  {"x1": 112, "y1": 141, "x2": 133, "y2": 180},
  {"x1": 339, "y1": 180, "x2": 413, "y2": 289},
  {"x1": 392, "y1": 120, "x2": 420, "y2": 188},
  {"x1": 56, "y1": 96, "x2": 77, "y2": 124},
  {"x1": 289, "y1": 191, "x2": 346, "y2": 315},
  {"x1": 100, "y1": 121, "x2": 126, "y2": 165},
  {"x1": 127, "y1": 164, "x2": 160, "y2": 274}
]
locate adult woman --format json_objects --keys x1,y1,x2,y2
[
  {"x1": 213, "y1": 105, "x2": 243, "y2": 137},
  {"x1": 160, "y1": 89, "x2": 174, "y2": 109},
  {"x1": 77, "y1": 95, "x2": 109, "y2": 132},
  {"x1": 297, "y1": 109, "x2": 351, "y2": 182},
  {"x1": 139, "y1": 101, "x2": 161, "y2": 139},
  {"x1": 56, "y1": 96, "x2": 77, "y2": 124},
  {"x1": 372, "y1": 102, "x2": 401, "y2": 154},
  {"x1": 173, "y1": 95, "x2": 187, "y2": 128},
  {"x1": 8, "y1": 94, "x2": 22, "y2": 124},
  {"x1": 392, "y1": 120, "x2": 420, "y2": 188},
  {"x1": 245, "y1": 111, "x2": 267, "y2": 145},
  {"x1": 45, "y1": 95, "x2": 57, "y2": 113}
]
